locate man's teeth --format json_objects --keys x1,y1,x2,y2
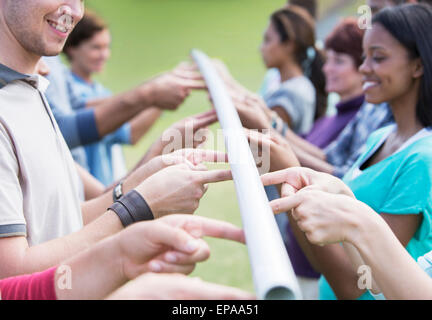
[
  {"x1": 363, "y1": 81, "x2": 378, "y2": 91},
  {"x1": 48, "y1": 21, "x2": 68, "y2": 33}
]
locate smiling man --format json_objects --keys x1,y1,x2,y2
[
  {"x1": 1, "y1": 2, "x2": 80, "y2": 71},
  {"x1": 0, "y1": 0, "x2": 86, "y2": 247},
  {"x1": 0, "y1": 0, "x2": 233, "y2": 280}
]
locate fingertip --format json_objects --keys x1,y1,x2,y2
[
  {"x1": 148, "y1": 260, "x2": 162, "y2": 273},
  {"x1": 269, "y1": 200, "x2": 281, "y2": 214},
  {"x1": 239, "y1": 230, "x2": 246, "y2": 244},
  {"x1": 184, "y1": 239, "x2": 200, "y2": 253},
  {"x1": 165, "y1": 252, "x2": 178, "y2": 263}
]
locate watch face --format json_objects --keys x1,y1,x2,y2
[{"x1": 115, "y1": 184, "x2": 122, "y2": 199}]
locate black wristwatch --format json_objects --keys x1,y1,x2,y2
[{"x1": 113, "y1": 180, "x2": 124, "y2": 202}]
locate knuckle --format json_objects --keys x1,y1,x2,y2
[
  {"x1": 306, "y1": 232, "x2": 319, "y2": 244},
  {"x1": 194, "y1": 189, "x2": 204, "y2": 199}
]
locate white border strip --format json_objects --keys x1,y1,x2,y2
[{"x1": 192, "y1": 50, "x2": 302, "y2": 300}]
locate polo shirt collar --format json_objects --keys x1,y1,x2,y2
[
  {"x1": 0, "y1": 63, "x2": 50, "y2": 93},
  {"x1": 0, "y1": 63, "x2": 30, "y2": 89}
]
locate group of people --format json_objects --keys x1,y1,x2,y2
[
  {"x1": 220, "y1": 0, "x2": 432, "y2": 300},
  {"x1": 1, "y1": 0, "x2": 432, "y2": 301}
]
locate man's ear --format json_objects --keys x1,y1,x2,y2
[{"x1": 413, "y1": 57, "x2": 424, "y2": 79}]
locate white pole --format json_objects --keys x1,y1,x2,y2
[{"x1": 191, "y1": 50, "x2": 302, "y2": 300}]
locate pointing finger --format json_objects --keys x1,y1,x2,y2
[
  {"x1": 268, "y1": 194, "x2": 303, "y2": 214},
  {"x1": 196, "y1": 169, "x2": 233, "y2": 184}
]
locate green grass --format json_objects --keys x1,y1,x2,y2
[{"x1": 84, "y1": 0, "x2": 359, "y2": 294}]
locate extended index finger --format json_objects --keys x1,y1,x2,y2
[
  {"x1": 268, "y1": 194, "x2": 304, "y2": 214},
  {"x1": 179, "y1": 78, "x2": 208, "y2": 90},
  {"x1": 172, "y1": 69, "x2": 204, "y2": 81},
  {"x1": 196, "y1": 169, "x2": 233, "y2": 184},
  {"x1": 193, "y1": 111, "x2": 218, "y2": 128},
  {"x1": 179, "y1": 149, "x2": 228, "y2": 164},
  {"x1": 261, "y1": 167, "x2": 306, "y2": 190},
  {"x1": 194, "y1": 109, "x2": 217, "y2": 120},
  {"x1": 183, "y1": 215, "x2": 245, "y2": 244}
]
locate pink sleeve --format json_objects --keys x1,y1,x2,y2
[{"x1": 0, "y1": 267, "x2": 58, "y2": 300}]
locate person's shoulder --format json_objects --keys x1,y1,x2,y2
[
  {"x1": 391, "y1": 131, "x2": 432, "y2": 178},
  {"x1": 275, "y1": 76, "x2": 315, "y2": 103},
  {"x1": 67, "y1": 72, "x2": 92, "y2": 95},
  {"x1": 367, "y1": 124, "x2": 395, "y2": 144},
  {"x1": 280, "y1": 76, "x2": 314, "y2": 92},
  {"x1": 94, "y1": 81, "x2": 111, "y2": 97},
  {"x1": 68, "y1": 71, "x2": 85, "y2": 85},
  {"x1": 0, "y1": 81, "x2": 31, "y2": 98},
  {"x1": 404, "y1": 131, "x2": 432, "y2": 161}
]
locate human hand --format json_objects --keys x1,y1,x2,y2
[
  {"x1": 265, "y1": 189, "x2": 375, "y2": 246},
  {"x1": 106, "y1": 273, "x2": 255, "y2": 300},
  {"x1": 135, "y1": 162, "x2": 232, "y2": 218},
  {"x1": 245, "y1": 128, "x2": 300, "y2": 174},
  {"x1": 123, "y1": 148, "x2": 227, "y2": 193},
  {"x1": 231, "y1": 95, "x2": 272, "y2": 130},
  {"x1": 211, "y1": 58, "x2": 271, "y2": 111},
  {"x1": 171, "y1": 61, "x2": 204, "y2": 81},
  {"x1": 142, "y1": 66, "x2": 206, "y2": 110},
  {"x1": 261, "y1": 167, "x2": 354, "y2": 206},
  {"x1": 116, "y1": 214, "x2": 245, "y2": 278},
  {"x1": 211, "y1": 59, "x2": 250, "y2": 95},
  {"x1": 210, "y1": 60, "x2": 272, "y2": 129},
  {"x1": 157, "y1": 109, "x2": 218, "y2": 155}
]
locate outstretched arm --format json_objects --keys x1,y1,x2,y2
[
  {"x1": 55, "y1": 214, "x2": 247, "y2": 300},
  {"x1": 261, "y1": 167, "x2": 431, "y2": 299}
]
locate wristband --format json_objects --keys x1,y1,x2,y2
[
  {"x1": 108, "y1": 190, "x2": 154, "y2": 227},
  {"x1": 109, "y1": 201, "x2": 134, "y2": 227}
]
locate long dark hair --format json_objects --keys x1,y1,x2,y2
[
  {"x1": 288, "y1": 0, "x2": 317, "y2": 20},
  {"x1": 373, "y1": 4, "x2": 432, "y2": 127},
  {"x1": 271, "y1": 5, "x2": 327, "y2": 120}
]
